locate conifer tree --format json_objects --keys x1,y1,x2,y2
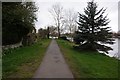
[{"x1": 74, "y1": 1, "x2": 114, "y2": 53}]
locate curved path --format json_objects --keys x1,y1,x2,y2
[{"x1": 33, "y1": 39, "x2": 74, "y2": 78}]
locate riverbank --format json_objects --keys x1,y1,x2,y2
[{"x1": 57, "y1": 39, "x2": 119, "y2": 78}]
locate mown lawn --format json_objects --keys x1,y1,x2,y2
[
  {"x1": 57, "y1": 39, "x2": 119, "y2": 79},
  {"x1": 2, "y1": 39, "x2": 51, "y2": 78}
]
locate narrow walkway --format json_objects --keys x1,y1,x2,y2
[{"x1": 33, "y1": 39, "x2": 74, "y2": 78}]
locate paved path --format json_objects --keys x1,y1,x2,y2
[{"x1": 33, "y1": 39, "x2": 74, "y2": 78}]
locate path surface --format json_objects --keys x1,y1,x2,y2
[{"x1": 33, "y1": 39, "x2": 74, "y2": 78}]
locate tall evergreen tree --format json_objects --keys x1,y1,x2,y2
[{"x1": 74, "y1": 1, "x2": 114, "y2": 53}]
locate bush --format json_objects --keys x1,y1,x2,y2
[
  {"x1": 73, "y1": 33, "x2": 84, "y2": 44},
  {"x1": 22, "y1": 33, "x2": 37, "y2": 46},
  {"x1": 59, "y1": 36, "x2": 68, "y2": 41},
  {"x1": 2, "y1": 48, "x2": 14, "y2": 55}
]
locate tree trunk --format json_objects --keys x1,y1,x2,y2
[{"x1": 58, "y1": 20, "x2": 60, "y2": 38}]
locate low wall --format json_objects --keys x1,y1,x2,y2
[{"x1": 2, "y1": 41, "x2": 22, "y2": 50}]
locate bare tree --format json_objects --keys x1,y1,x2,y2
[
  {"x1": 64, "y1": 9, "x2": 77, "y2": 38},
  {"x1": 49, "y1": 3, "x2": 64, "y2": 38}
]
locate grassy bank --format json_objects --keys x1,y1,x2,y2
[
  {"x1": 2, "y1": 39, "x2": 51, "y2": 78},
  {"x1": 57, "y1": 39, "x2": 119, "y2": 78}
]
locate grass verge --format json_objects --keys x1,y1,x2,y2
[
  {"x1": 2, "y1": 39, "x2": 51, "y2": 78},
  {"x1": 57, "y1": 39, "x2": 119, "y2": 79}
]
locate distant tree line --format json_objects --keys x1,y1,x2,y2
[
  {"x1": 38, "y1": 27, "x2": 50, "y2": 39},
  {"x1": 2, "y1": 2, "x2": 38, "y2": 45}
]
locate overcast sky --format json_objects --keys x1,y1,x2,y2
[{"x1": 33, "y1": 0, "x2": 119, "y2": 32}]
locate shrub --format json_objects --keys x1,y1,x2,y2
[
  {"x1": 22, "y1": 33, "x2": 37, "y2": 46},
  {"x1": 59, "y1": 36, "x2": 68, "y2": 41}
]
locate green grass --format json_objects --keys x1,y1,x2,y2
[
  {"x1": 57, "y1": 39, "x2": 119, "y2": 78},
  {"x1": 2, "y1": 39, "x2": 51, "y2": 78}
]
